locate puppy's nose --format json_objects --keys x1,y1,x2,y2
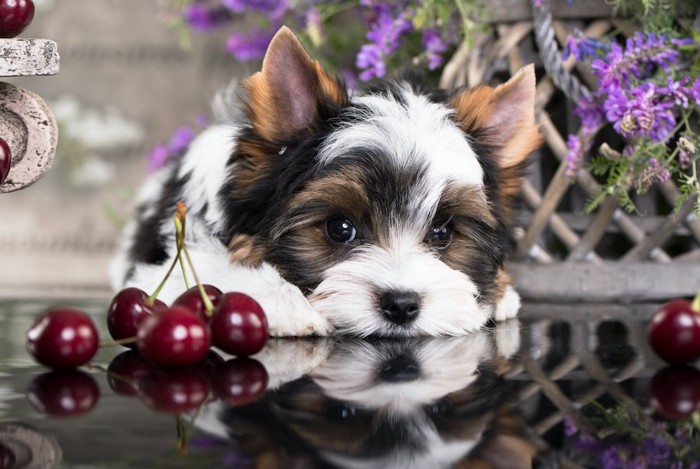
[
  {"x1": 379, "y1": 290, "x2": 420, "y2": 325},
  {"x1": 379, "y1": 355, "x2": 421, "y2": 382}
]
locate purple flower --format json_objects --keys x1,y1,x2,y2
[
  {"x1": 356, "y1": 43, "x2": 385, "y2": 81},
  {"x1": 148, "y1": 144, "x2": 169, "y2": 173},
  {"x1": 602, "y1": 83, "x2": 677, "y2": 143},
  {"x1": 575, "y1": 95, "x2": 604, "y2": 131},
  {"x1": 638, "y1": 157, "x2": 670, "y2": 192},
  {"x1": 563, "y1": 29, "x2": 608, "y2": 61},
  {"x1": 689, "y1": 77, "x2": 700, "y2": 103},
  {"x1": 660, "y1": 76, "x2": 690, "y2": 108},
  {"x1": 183, "y1": 5, "x2": 232, "y2": 31},
  {"x1": 422, "y1": 29, "x2": 449, "y2": 70},
  {"x1": 592, "y1": 33, "x2": 681, "y2": 92},
  {"x1": 356, "y1": 6, "x2": 413, "y2": 81},
  {"x1": 168, "y1": 126, "x2": 195, "y2": 154},
  {"x1": 565, "y1": 133, "x2": 585, "y2": 177},
  {"x1": 222, "y1": 0, "x2": 287, "y2": 20},
  {"x1": 227, "y1": 29, "x2": 275, "y2": 61}
]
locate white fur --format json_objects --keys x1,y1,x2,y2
[
  {"x1": 494, "y1": 285, "x2": 521, "y2": 322},
  {"x1": 310, "y1": 231, "x2": 492, "y2": 336},
  {"x1": 318, "y1": 83, "x2": 484, "y2": 188}
]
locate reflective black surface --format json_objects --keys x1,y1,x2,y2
[{"x1": 1, "y1": 301, "x2": 699, "y2": 468}]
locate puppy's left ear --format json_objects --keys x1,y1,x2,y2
[
  {"x1": 450, "y1": 65, "x2": 542, "y2": 170},
  {"x1": 242, "y1": 27, "x2": 348, "y2": 142}
]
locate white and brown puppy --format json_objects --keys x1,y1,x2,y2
[{"x1": 111, "y1": 27, "x2": 542, "y2": 336}]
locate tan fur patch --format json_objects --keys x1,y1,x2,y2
[
  {"x1": 228, "y1": 234, "x2": 266, "y2": 267},
  {"x1": 494, "y1": 268, "x2": 513, "y2": 304}
]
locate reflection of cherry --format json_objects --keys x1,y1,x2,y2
[
  {"x1": 650, "y1": 365, "x2": 700, "y2": 420},
  {"x1": 210, "y1": 358, "x2": 268, "y2": 406},
  {"x1": 138, "y1": 368, "x2": 209, "y2": 414},
  {"x1": 107, "y1": 350, "x2": 155, "y2": 396},
  {"x1": 26, "y1": 370, "x2": 100, "y2": 417},
  {"x1": 0, "y1": 442, "x2": 16, "y2": 469}
]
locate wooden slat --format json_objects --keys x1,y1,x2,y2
[{"x1": 510, "y1": 261, "x2": 700, "y2": 301}]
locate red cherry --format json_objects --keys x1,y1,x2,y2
[
  {"x1": 107, "y1": 287, "x2": 166, "y2": 346},
  {"x1": 136, "y1": 306, "x2": 211, "y2": 367},
  {"x1": 650, "y1": 365, "x2": 700, "y2": 420},
  {"x1": 173, "y1": 284, "x2": 223, "y2": 323},
  {"x1": 0, "y1": 0, "x2": 34, "y2": 38},
  {"x1": 138, "y1": 368, "x2": 209, "y2": 414},
  {"x1": 648, "y1": 300, "x2": 700, "y2": 364},
  {"x1": 210, "y1": 358, "x2": 268, "y2": 406},
  {"x1": 0, "y1": 443, "x2": 16, "y2": 469},
  {"x1": 26, "y1": 370, "x2": 100, "y2": 417},
  {"x1": 210, "y1": 292, "x2": 268, "y2": 356},
  {"x1": 106, "y1": 350, "x2": 155, "y2": 396},
  {"x1": 0, "y1": 137, "x2": 11, "y2": 184},
  {"x1": 26, "y1": 307, "x2": 99, "y2": 369}
]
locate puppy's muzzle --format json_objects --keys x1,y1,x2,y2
[{"x1": 379, "y1": 290, "x2": 421, "y2": 325}]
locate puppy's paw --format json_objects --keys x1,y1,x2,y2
[
  {"x1": 494, "y1": 285, "x2": 521, "y2": 322},
  {"x1": 259, "y1": 282, "x2": 334, "y2": 337}
]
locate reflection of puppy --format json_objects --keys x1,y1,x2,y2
[
  {"x1": 198, "y1": 321, "x2": 543, "y2": 468},
  {"x1": 112, "y1": 26, "x2": 542, "y2": 336}
]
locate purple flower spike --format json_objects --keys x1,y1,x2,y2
[
  {"x1": 422, "y1": 29, "x2": 449, "y2": 70},
  {"x1": 227, "y1": 30, "x2": 275, "y2": 61},
  {"x1": 563, "y1": 30, "x2": 608, "y2": 61}
]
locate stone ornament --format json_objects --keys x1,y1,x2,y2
[{"x1": 0, "y1": 38, "x2": 60, "y2": 193}]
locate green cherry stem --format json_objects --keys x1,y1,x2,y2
[
  {"x1": 692, "y1": 289, "x2": 700, "y2": 313},
  {"x1": 173, "y1": 202, "x2": 214, "y2": 315},
  {"x1": 173, "y1": 217, "x2": 191, "y2": 290},
  {"x1": 99, "y1": 336, "x2": 137, "y2": 347}
]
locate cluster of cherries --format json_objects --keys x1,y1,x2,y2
[
  {"x1": 647, "y1": 295, "x2": 700, "y2": 420},
  {"x1": 25, "y1": 202, "x2": 271, "y2": 416}
]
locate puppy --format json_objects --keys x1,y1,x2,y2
[{"x1": 111, "y1": 26, "x2": 542, "y2": 337}]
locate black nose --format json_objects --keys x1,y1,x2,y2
[
  {"x1": 379, "y1": 355, "x2": 421, "y2": 382},
  {"x1": 379, "y1": 290, "x2": 420, "y2": 325}
]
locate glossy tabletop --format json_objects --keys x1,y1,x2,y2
[{"x1": 0, "y1": 301, "x2": 698, "y2": 468}]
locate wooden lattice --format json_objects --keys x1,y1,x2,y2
[{"x1": 440, "y1": 3, "x2": 700, "y2": 302}]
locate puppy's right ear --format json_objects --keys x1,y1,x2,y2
[{"x1": 242, "y1": 26, "x2": 348, "y2": 142}]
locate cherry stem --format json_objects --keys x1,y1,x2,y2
[
  {"x1": 174, "y1": 217, "x2": 191, "y2": 290},
  {"x1": 173, "y1": 202, "x2": 215, "y2": 316},
  {"x1": 99, "y1": 337, "x2": 137, "y2": 347},
  {"x1": 148, "y1": 237, "x2": 184, "y2": 304},
  {"x1": 692, "y1": 289, "x2": 700, "y2": 313},
  {"x1": 176, "y1": 415, "x2": 188, "y2": 456}
]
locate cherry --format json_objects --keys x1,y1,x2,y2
[
  {"x1": 0, "y1": 137, "x2": 10, "y2": 184},
  {"x1": 26, "y1": 370, "x2": 100, "y2": 417},
  {"x1": 209, "y1": 358, "x2": 269, "y2": 406},
  {"x1": 136, "y1": 306, "x2": 211, "y2": 367},
  {"x1": 26, "y1": 307, "x2": 99, "y2": 369},
  {"x1": 210, "y1": 292, "x2": 268, "y2": 356},
  {"x1": 173, "y1": 284, "x2": 223, "y2": 323},
  {"x1": 0, "y1": 0, "x2": 34, "y2": 38},
  {"x1": 0, "y1": 443, "x2": 15, "y2": 469},
  {"x1": 648, "y1": 300, "x2": 700, "y2": 364},
  {"x1": 107, "y1": 287, "x2": 166, "y2": 346},
  {"x1": 650, "y1": 365, "x2": 700, "y2": 420},
  {"x1": 106, "y1": 350, "x2": 155, "y2": 396},
  {"x1": 138, "y1": 368, "x2": 209, "y2": 414}
]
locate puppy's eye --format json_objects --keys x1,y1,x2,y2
[
  {"x1": 427, "y1": 217, "x2": 453, "y2": 249},
  {"x1": 325, "y1": 217, "x2": 357, "y2": 244}
]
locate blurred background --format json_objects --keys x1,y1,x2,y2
[{"x1": 0, "y1": 0, "x2": 250, "y2": 299}]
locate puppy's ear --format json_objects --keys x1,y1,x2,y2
[
  {"x1": 451, "y1": 65, "x2": 541, "y2": 170},
  {"x1": 242, "y1": 26, "x2": 347, "y2": 142}
]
